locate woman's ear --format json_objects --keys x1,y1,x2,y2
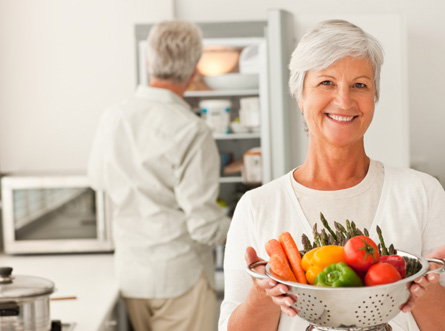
[{"x1": 296, "y1": 97, "x2": 304, "y2": 113}]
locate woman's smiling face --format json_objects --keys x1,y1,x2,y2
[{"x1": 297, "y1": 56, "x2": 376, "y2": 148}]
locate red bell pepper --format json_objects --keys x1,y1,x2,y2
[{"x1": 380, "y1": 255, "x2": 406, "y2": 278}]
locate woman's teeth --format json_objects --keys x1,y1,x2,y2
[{"x1": 328, "y1": 114, "x2": 354, "y2": 122}]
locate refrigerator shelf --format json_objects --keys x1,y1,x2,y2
[
  {"x1": 184, "y1": 89, "x2": 259, "y2": 97},
  {"x1": 219, "y1": 176, "x2": 243, "y2": 183},
  {"x1": 213, "y1": 133, "x2": 260, "y2": 140}
]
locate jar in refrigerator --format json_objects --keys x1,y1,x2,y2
[{"x1": 199, "y1": 99, "x2": 231, "y2": 134}]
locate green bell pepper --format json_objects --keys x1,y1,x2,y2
[{"x1": 314, "y1": 262, "x2": 363, "y2": 287}]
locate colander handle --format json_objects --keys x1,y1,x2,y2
[
  {"x1": 246, "y1": 261, "x2": 270, "y2": 280},
  {"x1": 424, "y1": 257, "x2": 445, "y2": 275}
]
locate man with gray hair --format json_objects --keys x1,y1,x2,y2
[{"x1": 88, "y1": 19, "x2": 230, "y2": 331}]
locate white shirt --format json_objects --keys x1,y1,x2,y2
[
  {"x1": 291, "y1": 159, "x2": 384, "y2": 232},
  {"x1": 219, "y1": 162, "x2": 445, "y2": 331},
  {"x1": 88, "y1": 85, "x2": 230, "y2": 298}
]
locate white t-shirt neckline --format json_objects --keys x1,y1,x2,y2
[{"x1": 286, "y1": 159, "x2": 386, "y2": 240}]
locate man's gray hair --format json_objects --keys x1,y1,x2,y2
[
  {"x1": 146, "y1": 20, "x2": 202, "y2": 84},
  {"x1": 289, "y1": 19, "x2": 384, "y2": 102}
]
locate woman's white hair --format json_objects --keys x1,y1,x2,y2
[
  {"x1": 289, "y1": 19, "x2": 384, "y2": 102},
  {"x1": 146, "y1": 20, "x2": 202, "y2": 84}
]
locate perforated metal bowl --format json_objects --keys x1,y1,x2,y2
[{"x1": 248, "y1": 250, "x2": 445, "y2": 330}]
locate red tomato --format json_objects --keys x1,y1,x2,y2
[
  {"x1": 364, "y1": 262, "x2": 402, "y2": 286},
  {"x1": 344, "y1": 235, "x2": 380, "y2": 272},
  {"x1": 380, "y1": 255, "x2": 406, "y2": 278}
]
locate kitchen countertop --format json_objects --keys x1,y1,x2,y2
[
  {"x1": 0, "y1": 252, "x2": 225, "y2": 330},
  {"x1": 0, "y1": 252, "x2": 119, "y2": 330}
]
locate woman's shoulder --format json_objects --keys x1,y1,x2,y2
[
  {"x1": 383, "y1": 162, "x2": 442, "y2": 190},
  {"x1": 241, "y1": 172, "x2": 291, "y2": 203}
]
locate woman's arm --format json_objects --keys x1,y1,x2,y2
[{"x1": 410, "y1": 246, "x2": 445, "y2": 331}]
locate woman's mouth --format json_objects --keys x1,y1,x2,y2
[{"x1": 327, "y1": 114, "x2": 357, "y2": 122}]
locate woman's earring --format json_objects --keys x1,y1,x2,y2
[{"x1": 300, "y1": 110, "x2": 309, "y2": 133}]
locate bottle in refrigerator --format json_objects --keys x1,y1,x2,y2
[{"x1": 199, "y1": 99, "x2": 231, "y2": 134}]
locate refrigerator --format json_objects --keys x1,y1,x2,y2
[{"x1": 135, "y1": 9, "x2": 298, "y2": 215}]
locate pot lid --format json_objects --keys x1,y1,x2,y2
[{"x1": 0, "y1": 267, "x2": 55, "y2": 299}]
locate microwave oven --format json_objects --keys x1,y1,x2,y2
[{"x1": 1, "y1": 174, "x2": 114, "y2": 254}]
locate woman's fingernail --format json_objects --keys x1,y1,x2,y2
[
  {"x1": 269, "y1": 282, "x2": 276, "y2": 287},
  {"x1": 285, "y1": 300, "x2": 292, "y2": 306},
  {"x1": 279, "y1": 287, "x2": 286, "y2": 294},
  {"x1": 416, "y1": 277, "x2": 423, "y2": 284},
  {"x1": 429, "y1": 274, "x2": 436, "y2": 281},
  {"x1": 413, "y1": 285, "x2": 419, "y2": 292}
]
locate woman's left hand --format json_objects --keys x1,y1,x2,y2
[{"x1": 400, "y1": 245, "x2": 445, "y2": 312}]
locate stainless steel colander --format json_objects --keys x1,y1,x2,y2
[{"x1": 247, "y1": 250, "x2": 445, "y2": 330}]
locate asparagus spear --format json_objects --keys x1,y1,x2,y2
[
  {"x1": 301, "y1": 233, "x2": 313, "y2": 251},
  {"x1": 334, "y1": 222, "x2": 348, "y2": 237},
  {"x1": 336, "y1": 230, "x2": 344, "y2": 246},
  {"x1": 363, "y1": 228, "x2": 370, "y2": 237},
  {"x1": 376, "y1": 225, "x2": 389, "y2": 256},
  {"x1": 320, "y1": 229, "x2": 329, "y2": 246},
  {"x1": 320, "y1": 212, "x2": 338, "y2": 243},
  {"x1": 348, "y1": 221, "x2": 363, "y2": 236},
  {"x1": 313, "y1": 223, "x2": 321, "y2": 247},
  {"x1": 346, "y1": 219, "x2": 353, "y2": 238},
  {"x1": 388, "y1": 244, "x2": 397, "y2": 255}
]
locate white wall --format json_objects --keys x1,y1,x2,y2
[
  {"x1": 0, "y1": 0, "x2": 173, "y2": 173},
  {"x1": 1, "y1": 0, "x2": 445, "y2": 184}
]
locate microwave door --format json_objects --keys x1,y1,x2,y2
[{"x1": 1, "y1": 175, "x2": 114, "y2": 254}]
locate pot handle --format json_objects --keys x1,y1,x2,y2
[
  {"x1": 246, "y1": 261, "x2": 270, "y2": 280},
  {"x1": 0, "y1": 301, "x2": 20, "y2": 317},
  {"x1": 424, "y1": 257, "x2": 445, "y2": 275}
]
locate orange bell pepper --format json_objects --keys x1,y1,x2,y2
[{"x1": 301, "y1": 245, "x2": 345, "y2": 285}]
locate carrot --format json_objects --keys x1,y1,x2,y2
[
  {"x1": 265, "y1": 238, "x2": 297, "y2": 282},
  {"x1": 265, "y1": 239, "x2": 287, "y2": 260},
  {"x1": 278, "y1": 232, "x2": 308, "y2": 284},
  {"x1": 269, "y1": 254, "x2": 298, "y2": 282}
]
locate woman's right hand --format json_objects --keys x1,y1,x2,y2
[{"x1": 245, "y1": 246, "x2": 299, "y2": 317}]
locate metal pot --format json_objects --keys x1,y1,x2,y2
[{"x1": 0, "y1": 267, "x2": 55, "y2": 331}]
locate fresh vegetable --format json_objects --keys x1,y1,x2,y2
[
  {"x1": 301, "y1": 245, "x2": 345, "y2": 285},
  {"x1": 344, "y1": 235, "x2": 380, "y2": 272},
  {"x1": 278, "y1": 232, "x2": 307, "y2": 284},
  {"x1": 380, "y1": 255, "x2": 406, "y2": 278},
  {"x1": 315, "y1": 262, "x2": 364, "y2": 287},
  {"x1": 269, "y1": 254, "x2": 297, "y2": 282},
  {"x1": 265, "y1": 239, "x2": 297, "y2": 282},
  {"x1": 301, "y1": 214, "x2": 398, "y2": 254},
  {"x1": 376, "y1": 225, "x2": 389, "y2": 256},
  {"x1": 376, "y1": 225, "x2": 398, "y2": 256},
  {"x1": 364, "y1": 262, "x2": 402, "y2": 286},
  {"x1": 404, "y1": 256, "x2": 423, "y2": 278},
  {"x1": 265, "y1": 239, "x2": 289, "y2": 262}
]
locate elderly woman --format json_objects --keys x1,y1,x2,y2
[{"x1": 219, "y1": 20, "x2": 445, "y2": 331}]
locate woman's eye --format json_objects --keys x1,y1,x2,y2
[
  {"x1": 320, "y1": 80, "x2": 333, "y2": 86},
  {"x1": 354, "y1": 82, "x2": 367, "y2": 88}
]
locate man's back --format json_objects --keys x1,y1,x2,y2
[{"x1": 88, "y1": 85, "x2": 229, "y2": 299}]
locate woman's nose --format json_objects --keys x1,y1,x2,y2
[{"x1": 334, "y1": 85, "x2": 354, "y2": 109}]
